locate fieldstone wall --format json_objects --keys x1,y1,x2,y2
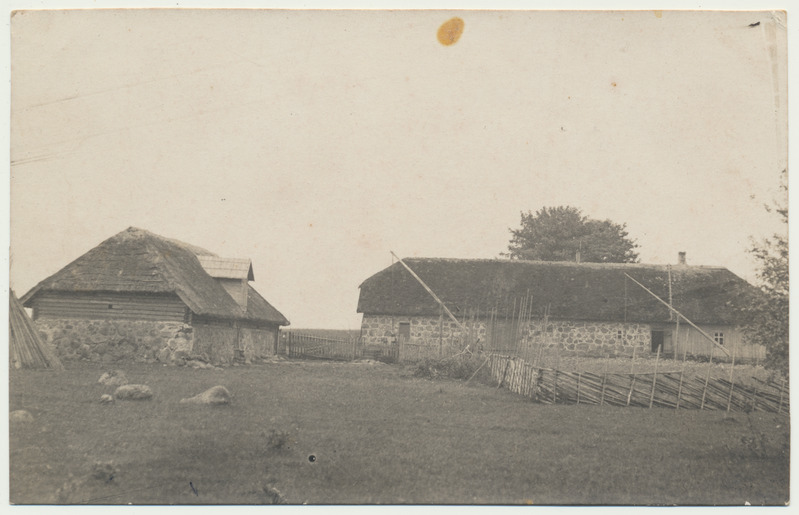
[
  {"x1": 360, "y1": 315, "x2": 475, "y2": 347},
  {"x1": 34, "y1": 318, "x2": 189, "y2": 363},
  {"x1": 524, "y1": 319, "x2": 651, "y2": 357},
  {"x1": 239, "y1": 326, "x2": 277, "y2": 360},
  {"x1": 360, "y1": 314, "x2": 651, "y2": 357},
  {"x1": 191, "y1": 322, "x2": 237, "y2": 364}
]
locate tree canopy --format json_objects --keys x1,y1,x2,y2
[
  {"x1": 505, "y1": 206, "x2": 639, "y2": 263},
  {"x1": 741, "y1": 172, "x2": 788, "y2": 375}
]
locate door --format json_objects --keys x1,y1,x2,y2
[
  {"x1": 651, "y1": 330, "x2": 664, "y2": 353},
  {"x1": 398, "y1": 322, "x2": 411, "y2": 343}
]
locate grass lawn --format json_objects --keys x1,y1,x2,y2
[{"x1": 9, "y1": 360, "x2": 789, "y2": 505}]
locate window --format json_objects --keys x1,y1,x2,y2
[
  {"x1": 617, "y1": 330, "x2": 623, "y2": 340},
  {"x1": 714, "y1": 332, "x2": 724, "y2": 345}
]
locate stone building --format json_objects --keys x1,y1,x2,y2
[
  {"x1": 357, "y1": 257, "x2": 763, "y2": 360},
  {"x1": 21, "y1": 227, "x2": 289, "y2": 364}
]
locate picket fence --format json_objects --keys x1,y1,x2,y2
[
  {"x1": 488, "y1": 354, "x2": 789, "y2": 414},
  {"x1": 283, "y1": 333, "x2": 453, "y2": 364}
]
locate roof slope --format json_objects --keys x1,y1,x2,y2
[
  {"x1": 197, "y1": 256, "x2": 254, "y2": 281},
  {"x1": 357, "y1": 258, "x2": 757, "y2": 325},
  {"x1": 10, "y1": 290, "x2": 63, "y2": 369},
  {"x1": 22, "y1": 227, "x2": 288, "y2": 325}
]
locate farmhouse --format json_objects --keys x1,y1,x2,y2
[
  {"x1": 21, "y1": 227, "x2": 289, "y2": 364},
  {"x1": 357, "y1": 256, "x2": 763, "y2": 360}
]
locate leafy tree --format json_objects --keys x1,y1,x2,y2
[
  {"x1": 742, "y1": 172, "x2": 788, "y2": 375},
  {"x1": 505, "y1": 206, "x2": 639, "y2": 263}
]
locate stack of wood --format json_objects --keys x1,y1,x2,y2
[{"x1": 9, "y1": 290, "x2": 63, "y2": 370}]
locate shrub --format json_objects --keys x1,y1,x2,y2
[{"x1": 413, "y1": 353, "x2": 490, "y2": 382}]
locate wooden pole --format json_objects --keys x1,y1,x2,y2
[
  {"x1": 390, "y1": 251, "x2": 465, "y2": 331},
  {"x1": 649, "y1": 344, "x2": 661, "y2": 408},
  {"x1": 627, "y1": 374, "x2": 637, "y2": 406},
  {"x1": 438, "y1": 305, "x2": 444, "y2": 357},
  {"x1": 676, "y1": 358, "x2": 686, "y2": 410},
  {"x1": 726, "y1": 345, "x2": 737, "y2": 413},
  {"x1": 700, "y1": 347, "x2": 714, "y2": 410},
  {"x1": 624, "y1": 273, "x2": 730, "y2": 356},
  {"x1": 600, "y1": 356, "x2": 609, "y2": 406},
  {"x1": 553, "y1": 369, "x2": 558, "y2": 404}
]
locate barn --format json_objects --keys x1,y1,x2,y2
[
  {"x1": 357, "y1": 256, "x2": 763, "y2": 360},
  {"x1": 21, "y1": 227, "x2": 289, "y2": 364}
]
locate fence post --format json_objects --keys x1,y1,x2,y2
[
  {"x1": 600, "y1": 355, "x2": 609, "y2": 406},
  {"x1": 552, "y1": 369, "x2": 558, "y2": 404},
  {"x1": 649, "y1": 344, "x2": 661, "y2": 409},
  {"x1": 701, "y1": 347, "x2": 714, "y2": 410},
  {"x1": 726, "y1": 345, "x2": 737, "y2": 413},
  {"x1": 627, "y1": 374, "x2": 636, "y2": 406}
]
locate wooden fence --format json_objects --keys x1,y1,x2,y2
[
  {"x1": 282, "y1": 333, "x2": 456, "y2": 364},
  {"x1": 285, "y1": 332, "x2": 358, "y2": 361},
  {"x1": 488, "y1": 354, "x2": 789, "y2": 414}
]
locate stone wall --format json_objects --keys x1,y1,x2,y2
[
  {"x1": 239, "y1": 326, "x2": 277, "y2": 360},
  {"x1": 523, "y1": 319, "x2": 651, "y2": 357},
  {"x1": 191, "y1": 321, "x2": 237, "y2": 364},
  {"x1": 34, "y1": 318, "x2": 189, "y2": 363},
  {"x1": 360, "y1": 315, "x2": 474, "y2": 347},
  {"x1": 360, "y1": 314, "x2": 652, "y2": 357}
]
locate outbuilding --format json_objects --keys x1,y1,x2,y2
[
  {"x1": 357, "y1": 256, "x2": 763, "y2": 360},
  {"x1": 22, "y1": 227, "x2": 289, "y2": 364}
]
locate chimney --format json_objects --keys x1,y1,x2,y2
[
  {"x1": 678, "y1": 252, "x2": 687, "y2": 265},
  {"x1": 575, "y1": 250, "x2": 581, "y2": 264}
]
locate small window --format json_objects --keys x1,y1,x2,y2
[
  {"x1": 617, "y1": 330, "x2": 623, "y2": 340},
  {"x1": 108, "y1": 304, "x2": 113, "y2": 309},
  {"x1": 714, "y1": 332, "x2": 724, "y2": 345}
]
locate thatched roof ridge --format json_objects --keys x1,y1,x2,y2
[
  {"x1": 357, "y1": 257, "x2": 757, "y2": 325},
  {"x1": 22, "y1": 227, "x2": 288, "y2": 325}
]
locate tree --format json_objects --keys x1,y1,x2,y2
[
  {"x1": 505, "y1": 206, "x2": 639, "y2": 263},
  {"x1": 742, "y1": 172, "x2": 788, "y2": 375}
]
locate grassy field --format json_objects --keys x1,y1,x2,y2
[{"x1": 10, "y1": 360, "x2": 789, "y2": 505}]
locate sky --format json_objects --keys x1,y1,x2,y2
[{"x1": 8, "y1": 7, "x2": 789, "y2": 329}]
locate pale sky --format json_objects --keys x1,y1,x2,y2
[{"x1": 9, "y1": 8, "x2": 788, "y2": 329}]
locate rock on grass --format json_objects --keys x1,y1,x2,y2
[
  {"x1": 99, "y1": 370, "x2": 129, "y2": 387},
  {"x1": 10, "y1": 410, "x2": 34, "y2": 423},
  {"x1": 114, "y1": 384, "x2": 153, "y2": 401},
  {"x1": 180, "y1": 385, "x2": 231, "y2": 406}
]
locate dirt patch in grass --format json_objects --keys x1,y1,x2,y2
[{"x1": 10, "y1": 360, "x2": 789, "y2": 505}]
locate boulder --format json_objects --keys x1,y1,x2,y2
[
  {"x1": 156, "y1": 347, "x2": 171, "y2": 363},
  {"x1": 10, "y1": 410, "x2": 34, "y2": 423},
  {"x1": 98, "y1": 370, "x2": 129, "y2": 387},
  {"x1": 180, "y1": 385, "x2": 231, "y2": 406},
  {"x1": 99, "y1": 394, "x2": 115, "y2": 404},
  {"x1": 114, "y1": 384, "x2": 153, "y2": 401}
]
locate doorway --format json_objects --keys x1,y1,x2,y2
[{"x1": 651, "y1": 330, "x2": 664, "y2": 353}]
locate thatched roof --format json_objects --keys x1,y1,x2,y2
[
  {"x1": 22, "y1": 227, "x2": 289, "y2": 326},
  {"x1": 357, "y1": 258, "x2": 757, "y2": 325},
  {"x1": 10, "y1": 290, "x2": 63, "y2": 369}
]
